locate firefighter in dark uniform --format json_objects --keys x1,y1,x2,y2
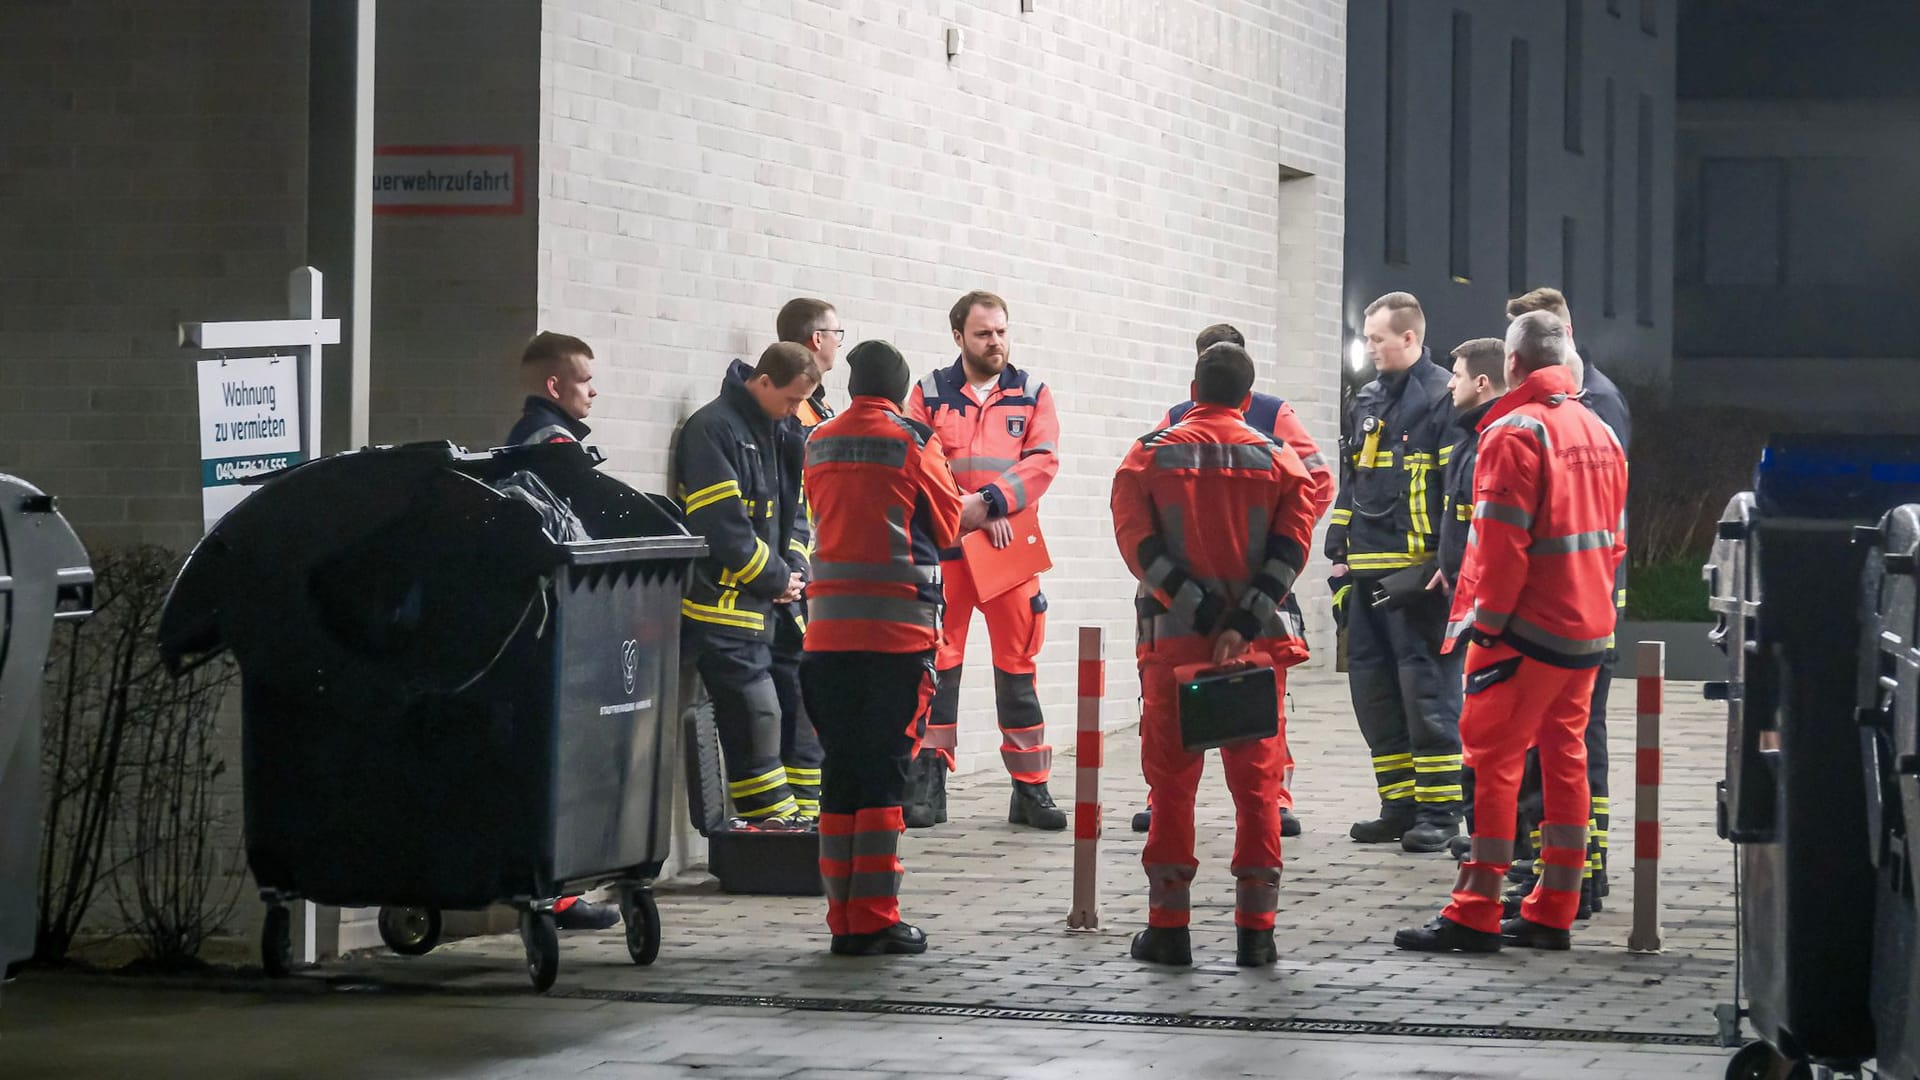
[
  {"x1": 767, "y1": 297, "x2": 845, "y2": 823},
  {"x1": 676, "y1": 342, "x2": 822, "y2": 828},
  {"x1": 1327, "y1": 292, "x2": 1464, "y2": 853},
  {"x1": 1497, "y1": 288, "x2": 1634, "y2": 916}
]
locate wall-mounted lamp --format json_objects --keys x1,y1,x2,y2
[{"x1": 946, "y1": 27, "x2": 963, "y2": 59}]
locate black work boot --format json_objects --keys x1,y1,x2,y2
[
  {"x1": 929, "y1": 763, "x2": 948, "y2": 824},
  {"x1": 1131, "y1": 806, "x2": 1152, "y2": 833},
  {"x1": 1501, "y1": 916, "x2": 1571, "y2": 951},
  {"x1": 904, "y1": 754, "x2": 936, "y2": 829},
  {"x1": 1448, "y1": 835, "x2": 1473, "y2": 861},
  {"x1": 1393, "y1": 915, "x2": 1502, "y2": 953},
  {"x1": 1401, "y1": 811, "x2": 1460, "y2": 854},
  {"x1": 1009, "y1": 780, "x2": 1068, "y2": 830},
  {"x1": 1280, "y1": 808, "x2": 1302, "y2": 838},
  {"x1": 1129, "y1": 926, "x2": 1192, "y2": 966},
  {"x1": 1236, "y1": 927, "x2": 1278, "y2": 967},
  {"x1": 1350, "y1": 802, "x2": 1417, "y2": 844},
  {"x1": 1503, "y1": 885, "x2": 1592, "y2": 921},
  {"x1": 830, "y1": 921, "x2": 928, "y2": 956}
]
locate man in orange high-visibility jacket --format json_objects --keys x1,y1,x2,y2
[
  {"x1": 1130, "y1": 322, "x2": 1333, "y2": 840},
  {"x1": 1394, "y1": 311, "x2": 1627, "y2": 954},
  {"x1": 905, "y1": 290, "x2": 1065, "y2": 831},
  {"x1": 1111, "y1": 342, "x2": 1319, "y2": 969},
  {"x1": 802, "y1": 340, "x2": 966, "y2": 956}
]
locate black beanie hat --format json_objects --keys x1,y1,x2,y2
[{"x1": 846, "y1": 339, "x2": 911, "y2": 405}]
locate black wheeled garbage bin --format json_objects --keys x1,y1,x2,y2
[
  {"x1": 1710, "y1": 436, "x2": 1920, "y2": 1077},
  {"x1": 0, "y1": 478, "x2": 94, "y2": 996},
  {"x1": 157, "y1": 441, "x2": 704, "y2": 991}
]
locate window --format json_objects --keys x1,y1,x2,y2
[
  {"x1": 1640, "y1": 0, "x2": 1657, "y2": 35},
  {"x1": 1562, "y1": 217, "x2": 1577, "y2": 300},
  {"x1": 1564, "y1": 0, "x2": 1583, "y2": 153},
  {"x1": 1602, "y1": 77, "x2": 1617, "y2": 317},
  {"x1": 1509, "y1": 39, "x2": 1530, "y2": 292},
  {"x1": 1635, "y1": 94, "x2": 1654, "y2": 325},
  {"x1": 1385, "y1": 0, "x2": 1410, "y2": 265},
  {"x1": 1449, "y1": 11, "x2": 1472, "y2": 282},
  {"x1": 1699, "y1": 158, "x2": 1784, "y2": 285}
]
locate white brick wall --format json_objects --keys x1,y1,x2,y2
[{"x1": 538, "y1": 0, "x2": 1349, "y2": 776}]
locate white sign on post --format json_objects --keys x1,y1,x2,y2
[{"x1": 196, "y1": 355, "x2": 305, "y2": 532}]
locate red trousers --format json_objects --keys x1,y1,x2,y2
[
  {"x1": 927, "y1": 557, "x2": 1050, "y2": 783},
  {"x1": 1444, "y1": 641, "x2": 1597, "y2": 933},
  {"x1": 1139, "y1": 639, "x2": 1287, "y2": 931}
]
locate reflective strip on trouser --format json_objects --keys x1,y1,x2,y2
[
  {"x1": 1414, "y1": 752, "x2": 1465, "y2": 815},
  {"x1": 1140, "y1": 639, "x2": 1285, "y2": 929},
  {"x1": 1344, "y1": 588, "x2": 1460, "y2": 812},
  {"x1": 1440, "y1": 641, "x2": 1596, "y2": 934},
  {"x1": 932, "y1": 555, "x2": 1047, "y2": 777},
  {"x1": 1523, "y1": 822, "x2": 1591, "y2": 931},
  {"x1": 1513, "y1": 652, "x2": 1614, "y2": 885},
  {"x1": 697, "y1": 642, "x2": 796, "y2": 821},
  {"x1": 1231, "y1": 865, "x2": 1282, "y2": 932},
  {"x1": 801, "y1": 649, "x2": 935, "y2": 936},
  {"x1": 772, "y1": 612, "x2": 824, "y2": 820}
]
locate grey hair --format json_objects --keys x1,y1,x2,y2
[{"x1": 1504, "y1": 310, "x2": 1572, "y2": 376}]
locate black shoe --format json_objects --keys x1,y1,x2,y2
[
  {"x1": 1280, "y1": 808, "x2": 1302, "y2": 837},
  {"x1": 1448, "y1": 835, "x2": 1473, "y2": 861},
  {"x1": 930, "y1": 765, "x2": 948, "y2": 824},
  {"x1": 1131, "y1": 807, "x2": 1152, "y2": 833},
  {"x1": 1236, "y1": 927, "x2": 1278, "y2": 967},
  {"x1": 1129, "y1": 926, "x2": 1192, "y2": 966},
  {"x1": 1503, "y1": 887, "x2": 1592, "y2": 922},
  {"x1": 1009, "y1": 780, "x2": 1068, "y2": 831},
  {"x1": 1501, "y1": 916, "x2": 1571, "y2": 950},
  {"x1": 1401, "y1": 819, "x2": 1458, "y2": 854},
  {"x1": 1393, "y1": 915, "x2": 1502, "y2": 954},
  {"x1": 905, "y1": 756, "x2": 936, "y2": 830},
  {"x1": 553, "y1": 899, "x2": 621, "y2": 932},
  {"x1": 831, "y1": 921, "x2": 928, "y2": 956},
  {"x1": 1350, "y1": 805, "x2": 1417, "y2": 844}
]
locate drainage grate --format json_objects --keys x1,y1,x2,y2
[{"x1": 550, "y1": 987, "x2": 1723, "y2": 1048}]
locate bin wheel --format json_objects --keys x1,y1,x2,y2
[
  {"x1": 261, "y1": 905, "x2": 292, "y2": 978},
  {"x1": 377, "y1": 906, "x2": 442, "y2": 956},
  {"x1": 622, "y1": 889, "x2": 660, "y2": 966},
  {"x1": 1725, "y1": 1041, "x2": 1802, "y2": 1080},
  {"x1": 519, "y1": 910, "x2": 559, "y2": 993}
]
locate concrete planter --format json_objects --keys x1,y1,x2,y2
[{"x1": 1617, "y1": 620, "x2": 1723, "y2": 681}]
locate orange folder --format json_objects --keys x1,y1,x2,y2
[{"x1": 960, "y1": 506, "x2": 1052, "y2": 601}]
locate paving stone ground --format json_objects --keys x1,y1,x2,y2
[{"x1": 0, "y1": 664, "x2": 1742, "y2": 1077}]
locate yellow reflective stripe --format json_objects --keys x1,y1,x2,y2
[
  {"x1": 1332, "y1": 584, "x2": 1351, "y2": 607},
  {"x1": 1348, "y1": 552, "x2": 1426, "y2": 570},
  {"x1": 788, "y1": 539, "x2": 811, "y2": 558},
  {"x1": 1416, "y1": 785, "x2": 1465, "y2": 801},
  {"x1": 722, "y1": 538, "x2": 770, "y2": 587},
  {"x1": 681, "y1": 599, "x2": 765, "y2": 630},
  {"x1": 1371, "y1": 753, "x2": 1414, "y2": 769},
  {"x1": 1330, "y1": 508, "x2": 1353, "y2": 526},
  {"x1": 1438, "y1": 444, "x2": 1454, "y2": 465},
  {"x1": 785, "y1": 768, "x2": 822, "y2": 785},
  {"x1": 729, "y1": 767, "x2": 791, "y2": 799},
  {"x1": 1413, "y1": 756, "x2": 1463, "y2": 772},
  {"x1": 1408, "y1": 459, "x2": 1432, "y2": 535},
  {"x1": 1455, "y1": 501, "x2": 1473, "y2": 522},
  {"x1": 1379, "y1": 780, "x2": 1416, "y2": 798},
  {"x1": 684, "y1": 479, "x2": 743, "y2": 514},
  {"x1": 737, "y1": 796, "x2": 799, "y2": 820}
]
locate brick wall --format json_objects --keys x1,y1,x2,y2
[{"x1": 537, "y1": 0, "x2": 1349, "y2": 776}]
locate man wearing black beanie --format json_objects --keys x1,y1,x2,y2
[{"x1": 801, "y1": 339, "x2": 965, "y2": 955}]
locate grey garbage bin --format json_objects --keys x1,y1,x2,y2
[{"x1": 0, "y1": 478, "x2": 95, "y2": 986}]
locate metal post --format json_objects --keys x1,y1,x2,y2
[
  {"x1": 1068, "y1": 626, "x2": 1104, "y2": 930},
  {"x1": 287, "y1": 268, "x2": 325, "y2": 468},
  {"x1": 1629, "y1": 640, "x2": 1665, "y2": 954},
  {"x1": 309, "y1": 0, "x2": 375, "y2": 452}
]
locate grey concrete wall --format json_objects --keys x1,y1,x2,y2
[{"x1": 1344, "y1": 0, "x2": 1676, "y2": 388}]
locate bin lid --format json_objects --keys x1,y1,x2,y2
[{"x1": 1755, "y1": 436, "x2": 1920, "y2": 521}]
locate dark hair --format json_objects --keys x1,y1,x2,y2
[
  {"x1": 776, "y1": 298, "x2": 837, "y2": 344},
  {"x1": 754, "y1": 341, "x2": 822, "y2": 388},
  {"x1": 949, "y1": 290, "x2": 1008, "y2": 334},
  {"x1": 1507, "y1": 286, "x2": 1571, "y2": 323},
  {"x1": 521, "y1": 331, "x2": 593, "y2": 369},
  {"x1": 1195, "y1": 323, "x2": 1244, "y2": 356},
  {"x1": 1449, "y1": 337, "x2": 1506, "y2": 385},
  {"x1": 1193, "y1": 342, "x2": 1256, "y2": 406},
  {"x1": 1363, "y1": 291, "x2": 1426, "y2": 336}
]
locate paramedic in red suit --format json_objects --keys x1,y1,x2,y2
[
  {"x1": 801, "y1": 340, "x2": 965, "y2": 955},
  {"x1": 1131, "y1": 322, "x2": 1334, "y2": 840},
  {"x1": 502, "y1": 331, "x2": 618, "y2": 930},
  {"x1": 1111, "y1": 342, "x2": 1318, "y2": 969},
  {"x1": 904, "y1": 291, "x2": 1066, "y2": 831},
  {"x1": 1393, "y1": 311, "x2": 1628, "y2": 954}
]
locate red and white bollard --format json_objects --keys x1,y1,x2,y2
[
  {"x1": 1629, "y1": 639, "x2": 1664, "y2": 954},
  {"x1": 1068, "y1": 626, "x2": 1104, "y2": 930}
]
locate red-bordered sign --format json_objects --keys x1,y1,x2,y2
[{"x1": 373, "y1": 145, "x2": 524, "y2": 216}]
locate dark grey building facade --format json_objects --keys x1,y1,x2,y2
[{"x1": 1344, "y1": 0, "x2": 1676, "y2": 389}]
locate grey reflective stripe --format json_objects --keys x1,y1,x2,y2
[
  {"x1": 885, "y1": 505, "x2": 910, "y2": 563},
  {"x1": 1146, "y1": 555, "x2": 1181, "y2": 593},
  {"x1": 1026, "y1": 377, "x2": 1046, "y2": 398},
  {"x1": 847, "y1": 870, "x2": 903, "y2": 899},
  {"x1": 850, "y1": 830, "x2": 899, "y2": 859},
  {"x1": 1475, "y1": 605, "x2": 1511, "y2": 633},
  {"x1": 813, "y1": 561, "x2": 939, "y2": 584},
  {"x1": 1540, "y1": 823, "x2": 1589, "y2": 850},
  {"x1": 1232, "y1": 866, "x2": 1281, "y2": 914},
  {"x1": 1259, "y1": 605, "x2": 1302, "y2": 642},
  {"x1": 1151, "y1": 442, "x2": 1275, "y2": 471},
  {"x1": 520, "y1": 424, "x2": 574, "y2": 445},
  {"x1": 809, "y1": 435, "x2": 907, "y2": 467},
  {"x1": 1474, "y1": 500, "x2": 1534, "y2": 531},
  {"x1": 1540, "y1": 862, "x2": 1584, "y2": 891},
  {"x1": 1167, "y1": 578, "x2": 1206, "y2": 627},
  {"x1": 950, "y1": 456, "x2": 1016, "y2": 474},
  {"x1": 1507, "y1": 615, "x2": 1612, "y2": 656},
  {"x1": 1530, "y1": 529, "x2": 1615, "y2": 555},
  {"x1": 918, "y1": 372, "x2": 940, "y2": 400},
  {"x1": 1300, "y1": 451, "x2": 1327, "y2": 471},
  {"x1": 1006, "y1": 472, "x2": 1029, "y2": 511},
  {"x1": 1023, "y1": 441, "x2": 1057, "y2": 455},
  {"x1": 1261, "y1": 557, "x2": 1300, "y2": 597},
  {"x1": 1238, "y1": 588, "x2": 1279, "y2": 625},
  {"x1": 1003, "y1": 724, "x2": 1046, "y2": 750},
  {"x1": 809, "y1": 595, "x2": 940, "y2": 627},
  {"x1": 1454, "y1": 864, "x2": 1505, "y2": 900},
  {"x1": 819, "y1": 832, "x2": 853, "y2": 862},
  {"x1": 1145, "y1": 864, "x2": 1193, "y2": 910},
  {"x1": 1444, "y1": 615, "x2": 1472, "y2": 640},
  {"x1": 1486, "y1": 412, "x2": 1552, "y2": 451},
  {"x1": 1469, "y1": 836, "x2": 1515, "y2": 864},
  {"x1": 822, "y1": 874, "x2": 850, "y2": 904}
]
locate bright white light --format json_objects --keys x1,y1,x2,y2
[{"x1": 1347, "y1": 338, "x2": 1367, "y2": 372}]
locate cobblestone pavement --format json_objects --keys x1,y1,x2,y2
[{"x1": 0, "y1": 664, "x2": 1741, "y2": 1077}]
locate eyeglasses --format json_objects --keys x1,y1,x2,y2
[{"x1": 814, "y1": 328, "x2": 846, "y2": 341}]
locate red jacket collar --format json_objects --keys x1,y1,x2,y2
[
  {"x1": 1477, "y1": 365, "x2": 1580, "y2": 433},
  {"x1": 1182, "y1": 402, "x2": 1243, "y2": 423},
  {"x1": 848, "y1": 395, "x2": 903, "y2": 414}
]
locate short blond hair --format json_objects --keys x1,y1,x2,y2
[
  {"x1": 1507, "y1": 287, "x2": 1571, "y2": 323},
  {"x1": 1363, "y1": 292, "x2": 1425, "y2": 337}
]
